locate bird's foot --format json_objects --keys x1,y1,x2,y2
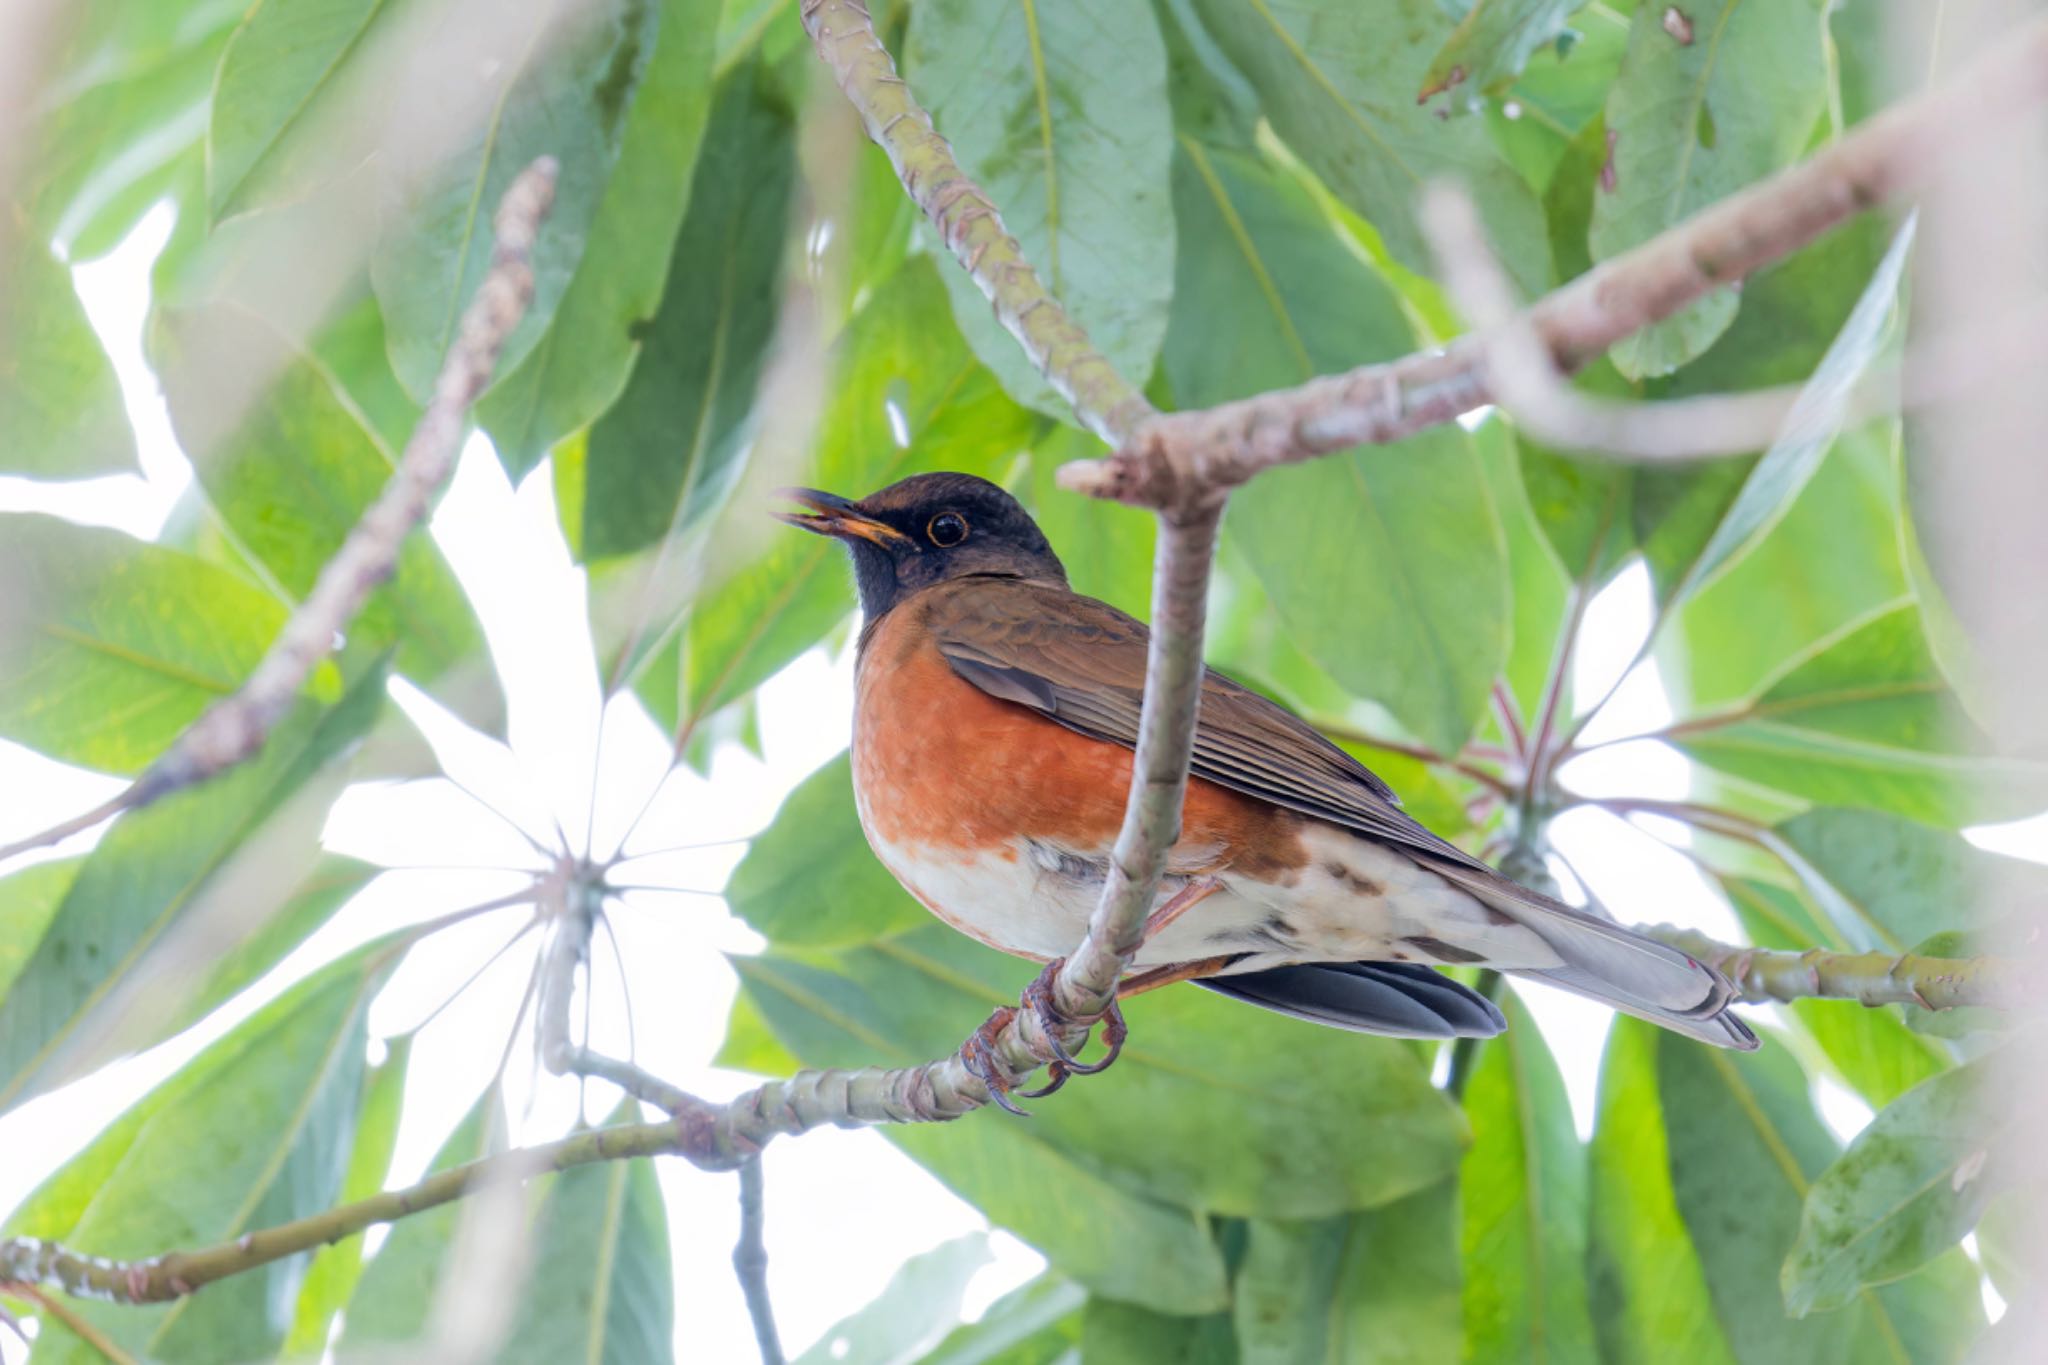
[
  {"x1": 959, "y1": 1006, "x2": 1033, "y2": 1117},
  {"x1": 1013, "y1": 960, "x2": 1127, "y2": 1101}
]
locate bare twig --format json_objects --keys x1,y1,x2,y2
[
  {"x1": 1648, "y1": 926, "x2": 2031, "y2": 1012},
  {"x1": 733, "y1": 1159, "x2": 784, "y2": 1365},
  {"x1": 3, "y1": 1284, "x2": 137, "y2": 1365},
  {"x1": 0, "y1": 158, "x2": 561, "y2": 869},
  {"x1": 1061, "y1": 18, "x2": 2048, "y2": 507}
]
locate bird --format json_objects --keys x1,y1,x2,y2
[{"x1": 776, "y1": 472, "x2": 1756, "y2": 1107}]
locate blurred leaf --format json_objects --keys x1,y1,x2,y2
[
  {"x1": 735, "y1": 926, "x2": 1465, "y2": 1220},
  {"x1": 0, "y1": 515, "x2": 323, "y2": 773},
  {"x1": 1719, "y1": 877, "x2": 1947, "y2": 1108},
  {"x1": 283, "y1": 1034, "x2": 410, "y2": 1355},
  {"x1": 1784, "y1": 1053, "x2": 2012, "y2": 1315},
  {"x1": 0, "y1": 239, "x2": 135, "y2": 477},
  {"x1": 170, "y1": 853, "x2": 382, "y2": 1033},
  {"x1": 1155, "y1": 0, "x2": 1263, "y2": 152},
  {"x1": 1590, "y1": 0, "x2": 1829, "y2": 377},
  {"x1": 794, "y1": 1233, "x2": 992, "y2": 1365},
  {"x1": 3, "y1": 947, "x2": 385, "y2": 1364},
  {"x1": 714, "y1": 988, "x2": 806, "y2": 1076},
  {"x1": 1164, "y1": 140, "x2": 1507, "y2": 755},
  {"x1": 1514, "y1": 406, "x2": 1636, "y2": 588},
  {"x1": 1024, "y1": 427, "x2": 1156, "y2": 621},
  {"x1": 1460, "y1": 993, "x2": 1598, "y2": 1365},
  {"x1": 479, "y1": 0, "x2": 720, "y2": 477},
  {"x1": 905, "y1": 0, "x2": 1175, "y2": 417},
  {"x1": 1193, "y1": 0, "x2": 1548, "y2": 294},
  {"x1": 1420, "y1": 0, "x2": 1583, "y2": 106},
  {"x1": 653, "y1": 258, "x2": 1032, "y2": 738},
  {"x1": 1656, "y1": 1025, "x2": 1984, "y2": 1362},
  {"x1": 370, "y1": 0, "x2": 661, "y2": 398},
  {"x1": 1085, "y1": 1299, "x2": 1236, "y2": 1364},
  {"x1": 725, "y1": 754, "x2": 928, "y2": 948},
  {"x1": 498, "y1": 1102, "x2": 675, "y2": 1365},
  {"x1": 1474, "y1": 417, "x2": 1572, "y2": 722},
  {"x1": 154, "y1": 314, "x2": 488, "y2": 684},
  {"x1": 337, "y1": 1087, "x2": 505, "y2": 1349},
  {"x1": 0, "y1": 662, "x2": 386, "y2": 1114},
  {"x1": 922, "y1": 1274, "x2": 1086, "y2": 1365},
  {"x1": 580, "y1": 64, "x2": 794, "y2": 557},
  {"x1": 309, "y1": 288, "x2": 423, "y2": 453},
  {"x1": 1587, "y1": 1021, "x2": 1738, "y2": 1365},
  {"x1": 1671, "y1": 604, "x2": 2048, "y2": 825},
  {"x1": 0, "y1": 860, "x2": 81, "y2": 1006}
]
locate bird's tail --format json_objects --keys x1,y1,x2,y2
[{"x1": 1422, "y1": 859, "x2": 1759, "y2": 1050}]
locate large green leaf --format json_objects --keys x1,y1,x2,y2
[
  {"x1": 1420, "y1": 0, "x2": 1584, "y2": 107},
  {"x1": 905, "y1": 0, "x2": 1175, "y2": 416},
  {"x1": 0, "y1": 663, "x2": 386, "y2": 1114},
  {"x1": 921, "y1": 1274, "x2": 1086, "y2": 1364},
  {"x1": 1084, "y1": 1300, "x2": 1236, "y2": 1364},
  {"x1": 0, "y1": 860, "x2": 81, "y2": 1007},
  {"x1": 1783, "y1": 1054, "x2": 2012, "y2": 1315},
  {"x1": 169, "y1": 853, "x2": 383, "y2": 1033},
  {"x1": 642, "y1": 258, "x2": 1033, "y2": 739},
  {"x1": 1671, "y1": 603, "x2": 2048, "y2": 825},
  {"x1": 579, "y1": 64, "x2": 794, "y2": 558},
  {"x1": 1588, "y1": 0, "x2": 1829, "y2": 377},
  {"x1": 369, "y1": 0, "x2": 661, "y2": 398},
  {"x1": 1192, "y1": 0, "x2": 1548, "y2": 294},
  {"x1": 1655, "y1": 1026, "x2": 1984, "y2": 1363},
  {"x1": 498, "y1": 1102, "x2": 675, "y2": 1365},
  {"x1": 478, "y1": 0, "x2": 719, "y2": 477},
  {"x1": 0, "y1": 239, "x2": 135, "y2": 477},
  {"x1": 1163, "y1": 139, "x2": 1508, "y2": 755},
  {"x1": 337, "y1": 1087, "x2": 505, "y2": 1349},
  {"x1": 794, "y1": 1234, "x2": 991, "y2": 1365},
  {"x1": 4, "y1": 948, "x2": 385, "y2": 1364},
  {"x1": 154, "y1": 314, "x2": 487, "y2": 683},
  {"x1": 1460, "y1": 993, "x2": 1598, "y2": 1365},
  {"x1": 0, "y1": 515, "x2": 327, "y2": 773},
  {"x1": 724, "y1": 754, "x2": 927, "y2": 948},
  {"x1": 734, "y1": 926, "x2": 1465, "y2": 1221},
  {"x1": 1024, "y1": 426, "x2": 1155, "y2": 621}
]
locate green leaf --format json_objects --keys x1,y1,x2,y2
[
  {"x1": 0, "y1": 860, "x2": 82, "y2": 1007},
  {"x1": 646, "y1": 258, "x2": 1033, "y2": 737},
  {"x1": 1654, "y1": 1024, "x2": 1984, "y2": 1363},
  {"x1": 498, "y1": 1102, "x2": 675, "y2": 1365},
  {"x1": 1023, "y1": 426, "x2": 1155, "y2": 620},
  {"x1": 1460, "y1": 993, "x2": 1598, "y2": 1365},
  {"x1": 725, "y1": 754, "x2": 928, "y2": 948},
  {"x1": 1420, "y1": 0, "x2": 1584, "y2": 106},
  {"x1": 1162, "y1": 139, "x2": 1508, "y2": 755},
  {"x1": 1193, "y1": 0, "x2": 1549, "y2": 294},
  {"x1": 283, "y1": 1034, "x2": 411, "y2": 1355},
  {"x1": 154, "y1": 313, "x2": 488, "y2": 684},
  {"x1": 579, "y1": 64, "x2": 794, "y2": 557},
  {"x1": 1084, "y1": 1299, "x2": 1237, "y2": 1364},
  {"x1": 170, "y1": 853, "x2": 383, "y2": 1033},
  {"x1": 794, "y1": 1233, "x2": 992, "y2": 1365},
  {"x1": 1670, "y1": 603, "x2": 2048, "y2": 825},
  {"x1": 4, "y1": 947, "x2": 385, "y2": 1364},
  {"x1": 1783, "y1": 1054, "x2": 2012, "y2": 1315},
  {"x1": 0, "y1": 238, "x2": 135, "y2": 477},
  {"x1": 734, "y1": 926, "x2": 1466, "y2": 1220},
  {"x1": 0, "y1": 662, "x2": 386, "y2": 1114},
  {"x1": 1589, "y1": 0, "x2": 1829, "y2": 377},
  {"x1": 369, "y1": 0, "x2": 661, "y2": 398},
  {"x1": 1513, "y1": 376, "x2": 1636, "y2": 586},
  {"x1": 338, "y1": 1087, "x2": 506, "y2": 1349},
  {"x1": 478, "y1": 0, "x2": 720, "y2": 477},
  {"x1": 905, "y1": 0, "x2": 1176, "y2": 416},
  {"x1": 1586, "y1": 1021, "x2": 1739, "y2": 1365},
  {"x1": 921, "y1": 1274, "x2": 1086, "y2": 1365},
  {"x1": 0, "y1": 515, "x2": 322, "y2": 773}
]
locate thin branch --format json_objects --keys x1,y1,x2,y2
[
  {"x1": 1315, "y1": 721, "x2": 1515, "y2": 796},
  {"x1": 0, "y1": 792, "x2": 131, "y2": 866},
  {"x1": 3, "y1": 1284, "x2": 136, "y2": 1365},
  {"x1": 0, "y1": 158, "x2": 561, "y2": 869},
  {"x1": 1647, "y1": 926, "x2": 2031, "y2": 1012},
  {"x1": 1060, "y1": 18, "x2": 2048, "y2": 507},
  {"x1": 733, "y1": 1159, "x2": 784, "y2": 1365}
]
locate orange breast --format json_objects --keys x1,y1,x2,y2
[{"x1": 852, "y1": 604, "x2": 1306, "y2": 880}]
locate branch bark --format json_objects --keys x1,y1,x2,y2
[
  {"x1": 1059, "y1": 17, "x2": 2048, "y2": 507},
  {"x1": 1649, "y1": 926, "x2": 2031, "y2": 1012},
  {"x1": 734, "y1": 1159, "x2": 784, "y2": 1365}
]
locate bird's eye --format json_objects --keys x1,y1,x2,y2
[{"x1": 928, "y1": 512, "x2": 969, "y2": 547}]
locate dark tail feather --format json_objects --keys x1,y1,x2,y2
[{"x1": 1196, "y1": 961, "x2": 1507, "y2": 1040}]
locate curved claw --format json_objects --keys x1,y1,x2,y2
[
  {"x1": 1021, "y1": 963, "x2": 1126, "y2": 1077},
  {"x1": 961, "y1": 1006, "x2": 1032, "y2": 1117},
  {"x1": 1053, "y1": 999, "x2": 1126, "y2": 1076},
  {"x1": 1015, "y1": 1061, "x2": 1071, "y2": 1100}
]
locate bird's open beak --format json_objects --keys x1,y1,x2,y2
[{"x1": 773, "y1": 488, "x2": 915, "y2": 549}]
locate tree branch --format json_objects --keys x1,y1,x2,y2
[
  {"x1": 0, "y1": 157, "x2": 560, "y2": 870},
  {"x1": 1648, "y1": 926, "x2": 2031, "y2": 1012},
  {"x1": 733, "y1": 1159, "x2": 784, "y2": 1365},
  {"x1": 1060, "y1": 18, "x2": 2048, "y2": 507}
]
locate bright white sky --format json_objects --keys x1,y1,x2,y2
[{"x1": 1, "y1": 195, "x2": 2020, "y2": 1361}]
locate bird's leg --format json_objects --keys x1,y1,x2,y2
[
  {"x1": 959, "y1": 1006, "x2": 1032, "y2": 1116},
  {"x1": 1142, "y1": 875, "x2": 1224, "y2": 942},
  {"x1": 1116, "y1": 953, "x2": 1242, "y2": 998}
]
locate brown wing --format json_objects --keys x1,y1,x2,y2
[{"x1": 921, "y1": 577, "x2": 1485, "y2": 871}]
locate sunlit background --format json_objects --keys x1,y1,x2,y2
[{"x1": 2, "y1": 173, "x2": 2029, "y2": 1360}]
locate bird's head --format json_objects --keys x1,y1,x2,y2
[{"x1": 775, "y1": 472, "x2": 1067, "y2": 619}]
